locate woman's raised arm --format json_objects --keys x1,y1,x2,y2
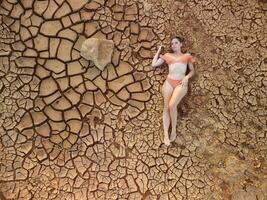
[{"x1": 152, "y1": 45, "x2": 164, "y2": 67}]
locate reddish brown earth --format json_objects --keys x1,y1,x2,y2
[{"x1": 0, "y1": 0, "x2": 266, "y2": 199}]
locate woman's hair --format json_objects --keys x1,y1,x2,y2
[
  {"x1": 172, "y1": 36, "x2": 184, "y2": 43},
  {"x1": 169, "y1": 36, "x2": 184, "y2": 53}
]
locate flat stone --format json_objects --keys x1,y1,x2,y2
[
  {"x1": 12, "y1": 41, "x2": 25, "y2": 52},
  {"x1": 18, "y1": 142, "x2": 33, "y2": 154},
  {"x1": 35, "y1": 65, "x2": 50, "y2": 79},
  {"x1": 67, "y1": 0, "x2": 87, "y2": 11},
  {"x1": 17, "y1": 113, "x2": 33, "y2": 130},
  {"x1": 54, "y1": 2, "x2": 72, "y2": 18},
  {"x1": 70, "y1": 23, "x2": 84, "y2": 33},
  {"x1": 70, "y1": 12, "x2": 81, "y2": 23},
  {"x1": 43, "y1": 0, "x2": 58, "y2": 19},
  {"x1": 50, "y1": 121, "x2": 66, "y2": 132},
  {"x1": 30, "y1": 111, "x2": 47, "y2": 126},
  {"x1": 125, "y1": 105, "x2": 140, "y2": 119},
  {"x1": 44, "y1": 106, "x2": 63, "y2": 121},
  {"x1": 64, "y1": 88, "x2": 81, "y2": 105},
  {"x1": 112, "y1": 4, "x2": 123, "y2": 12},
  {"x1": 36, "y1": 149, "x2": 48, "y2": 161},
  {"x1": 83, "y1": 66, "x2": 101, "y2": 80},
  {"x1": 113, "y1": 32, "x2": 122, "y2": 46},
  {"x1": 19, "y1": 74, "x2": 32, "y2": 84},
  {"x1": 48, "y1": 146, "x2": 61, "y2": 160},
  {"x1": 136, "y1": 173, "x2": 148, "y2": 193},
  {"x1": 74, "y1": 35, "x2": 86, "y2": 51},
  {"x1": 80, "y1": 38, "x2": 114, "y2": 71},
  {"x1": 44, "y1": 59, "x2": 66, "y2": 73},
  {"x1": 85, "y1": 80, "x2": 98, "y2": 91},
  {"x1": 23, "y1": 157, "x2": 35, "y2": 170},
  {"x1": 125, "y1": 14, "x2": 137, "y2": 21},
  {"x1": 50, "y1": 134, "x2": 63, "y2": 144},
  {"x1": 39, "y1": 77, "x2": 58, "y2": 96},
  {"x1": 72, "y1": 49, "x2": 81, "y2": 60},
  {"x1": 85, "y1": 1, "x2": 101, "y2": 10},
  {"x1": 117, "y1": 88, "x2": 130, "y2": 101},
  {"x1": 58, "y1": 28, "x2": 77, "y2": 41},
  {"x1": 23, "y1": 48, "x2": 38, "y2": 57},
  {"x1": 109, "y1": 94, "x2": 126, "y2": 107},
  {"x1": 141, "y1": 79, "x2": 151, "y2": 91},
  {"x1": 81, "y1": 10, "x2": 94, "y2": 21},
  {"x1": 64, "y1": 107, "x2": 81, "y2": 121},
  {"x1": 57, "y1": 77, "x2": 70, "y2": 91},
  {"x1": 116, "y1": 61, "x2": 133, "y2": 76},
  {"x1": 125, "y1": 175, "x2": 138, "y2": 192},
  {"x1": 21, "y1": 0, "x2": 34, "y2": 9},
  {"x1": 67, "y1": 119, "x2": 82, "y2": 133},
  {"x1": 29, "y1": 27, "x2": 38, "y2": 37},
  {"x1": 49, "y1": 38, "x2": 60, "y2": 57},
  {"x1": 130, "y1": 22, "x2": 139, "y2": 34},
  {"x1": 70, "y1": 75, "x2": 83, "y2": 88},
  {"x1": 61, "y1": 16, "x2": 72, "y2": 28},
  {"x1": 68, "y1": 133, "x2": 78, "y2": 144},
  {"x1": 43, "y1": 91, "x2": 61, "y2": 106},
  {"x1": 15, "y1": 168, "x2": 28, "y2": 180},
  {"x1": 80, "y1": 123, "x2": 90, "y2": 137},
  {"x1": 20, "y1": 27, "x2": 31, "y2": 41},
  {"x1": 10, "y1": 3, "x2": 24, "y2": 18},
  {"x1": 60, "y1": 131, "x2": 70, "y2": 140},
  {"x1": 116, "y1": 21, "x2": 129, "y2": 31},
  {"x1": 40, "y1": 20, "x2": 63, "y2": 36},
  {"x1": 138, "y1": 28, "x2": 150, "y2": 42},
  {"x1": 78, "y1": 104, "x2": 93, "y2": 117},
  {"x1": 125, "y1": 4, "x2": 138, "y2": 15},
  {"x1": 128, "y1": 100, "x2": 145, "y2": 111},
  {"x1": 51, "y1": 96, "x2": 72, "y2": 110},
  {"x1": 93, "y1": 76, "x2": 106, "y2": 93},
  {"x1": 67, "y1": 61, "x2": 86, "y2": 75},
  {"x1": 33, "y1": 34, "x2": 48, "y2": 51},
  {"x1": 139, "y1": 48, "x2": 151, "y2": 58},
  {"x1": 108, "y1": 74, "x2": 134, "y2": 93},
  {"x1": 247, "y1": 95, "x2": 257, "y2": 106},
  {"x1": 82, "y1": 91, "x2": 94, "y2": 105},
  {"x1": 30, "y1": 14, "x2": 43, "y2": 27},
  {"x1": 94, "y1": 90, "x2": 106, "y2": 106},
  {"x1": 36, "y1": 122, "x2": 51, "y2": 137},
  {"x1": 57, "y1": 39, "x2": 73, "y2": 62}
]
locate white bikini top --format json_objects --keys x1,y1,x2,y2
[{"x1": 160, "y1": 53, "x2": 195, "y2": 79}]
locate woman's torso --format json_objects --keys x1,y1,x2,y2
[
  {"x1": 160, "y1": 53, "x2": 192, "y2": 80},
  {"x1": 168, "y1": 62, "x2": 187, "y2": 80}
]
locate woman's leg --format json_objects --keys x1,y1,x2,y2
[
  {"x1": 168, "y1": 84, "x2": 188, "y2": 142},
  {"x1": 162, "y1": 80, "x2": 173, "y2": 145}
]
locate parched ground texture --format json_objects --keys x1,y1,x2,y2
[{"x1": 0, "y1": 0, "x2": 266, "y2": 199}]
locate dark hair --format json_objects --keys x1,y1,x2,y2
[{"x1": 172, "y1": 36, "x2": 184, "y2": 43}]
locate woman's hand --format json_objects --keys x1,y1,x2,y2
[
  {"x1": 181, "y1": 76, "x2": 189, "y2": 87},
  {"x1": 158, "y1": 45, "x2": 164, "y2": 53},
  {"x1": 152, "y1": 45, "x2": 165, "y2": 67}
]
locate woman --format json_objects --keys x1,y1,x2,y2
[{"x1": 152, "y1": 37, "x2": 195, "y2": 145}]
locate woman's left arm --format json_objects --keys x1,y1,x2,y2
[
  {"x1": 186, "y1": 62, "x2": 195, "y2": 79},
  {"x1": 182, "y1": 55, "x2": 195, "y2": 87}
]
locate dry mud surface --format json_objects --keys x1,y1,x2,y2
[{"x1": 0, "y1": 0, "x2": 266, "y2": 199}]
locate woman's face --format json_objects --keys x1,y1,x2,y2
[{"x1": 171, "y1": 38, "x2": 182, "y2": 52}]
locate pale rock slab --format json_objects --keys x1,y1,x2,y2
[{"x1": 80, "y1": 38, "x2": 114, "y2": 71}]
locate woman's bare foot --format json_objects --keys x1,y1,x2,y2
[
  {"x1": 170, "y1": 132, "x2": 177, "y2": 142},
  {"x1": 164, "y1": 132, "x2": 170, "y2": 146},
  {"x1": 164, "y1": 137, "x2": 171, "y2": 146}
]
